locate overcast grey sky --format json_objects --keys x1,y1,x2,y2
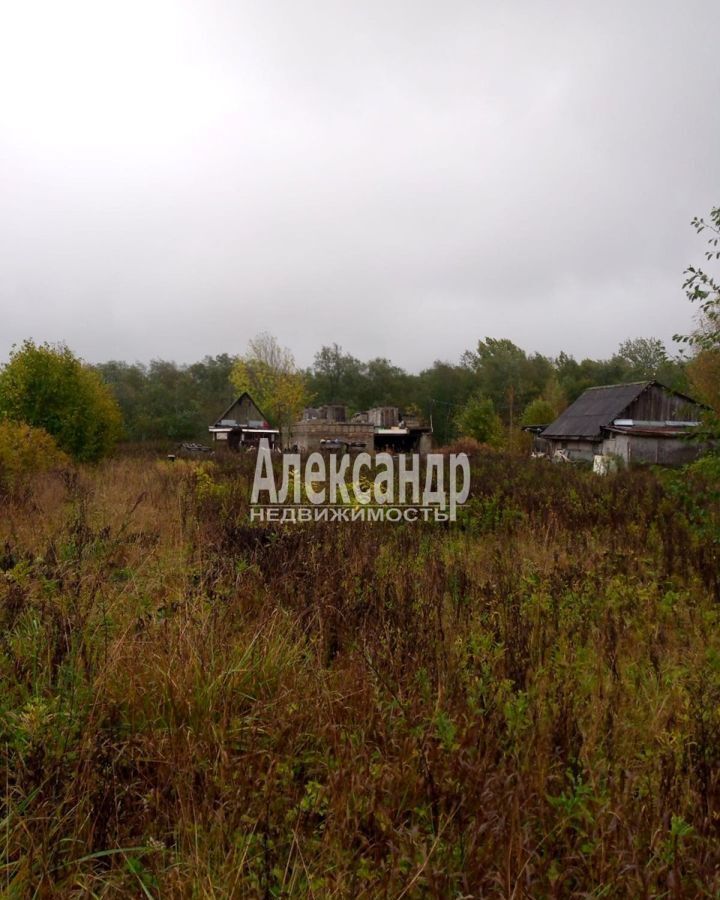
[{"x1": 1, "y1": 0, "x2": 719, "y2": 371}]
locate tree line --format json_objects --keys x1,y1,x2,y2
[
  {"x1": 1, "y1": 205, "x2": 718, "y2": 459},
  {"x1": 92, "y1": 334, "x2": 691, "y2": 448}
]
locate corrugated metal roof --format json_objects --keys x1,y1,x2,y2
[{"x1": 542, "y1": 382, "x2": 651, "y2": 439}]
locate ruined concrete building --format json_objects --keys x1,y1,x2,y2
[
  {"x1": 209, "y1": 396, "x2": 433, "y2": 453},
  {"x1": 289, "y1": 405, "x2": 432, "y2": 453}
]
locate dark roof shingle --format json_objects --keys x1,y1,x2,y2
[{"x1": 542, "y1": 382, "x2": 650, "y2": 439}]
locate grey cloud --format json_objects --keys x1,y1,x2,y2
[{"x1": 1, "y1": 0, "x2": 718, "y2": 370}]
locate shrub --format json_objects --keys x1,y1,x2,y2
[
  {"x1": 521, "y1": 397, "x2": 556, "y2": 427},
  {"x1": 455, "y1": 392, "x2": 504, "y2": 446},
  {"x1": 0, "y1": 420, "x2": 69, "y2": 492},
  {"x1": 0, "y1": 340, "x2": 123, "y2": 462}
]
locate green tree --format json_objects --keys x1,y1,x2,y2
[
  {"x1": 307, "y1": 344, "x2": 366, "y2": 408},
  {"x1": 97, "y1": 354, "x2": 238, "y2": 441},
  {"x1": 455, "y1": 392, "x2": 503, "y2": 446},
  {"x1": 412, "y1": 361, "x2": 476, "y2": 446},
  {"x1": 674, "y1": 205, "x2": 720, "y2": 431},
  {"x1": 614, "y1": 337, "x2": 686, "y2": 389},
  {"x1": 0, "y1": 341, "x2": 123, "y2": 462},
  {"x1": 616, "y1": 337, "x2": 668, "y2": 377},
  {"x1": 555, "y1": 352, "x2": 632, "y2": 402},
  {"x1": 461, "y1": 338, "x2": 553, "y2": 424},
  {"x1": 521, "y1": 398, "x2": 556, "y2": 427},
  {"x1": 540, "y1": 373, "x2": 567, "y2": 417},
  {"x1": 675, "y1": 206, "x2": 720, "y2": 353},
  {"x1": 355, "y1": 358, "x2": 409, "y2": 409}
]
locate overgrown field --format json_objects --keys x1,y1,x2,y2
[{"x1": 1, "y1": 450, "x2": 720, "y2": 897}]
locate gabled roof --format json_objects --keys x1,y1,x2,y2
[
  {"x1": 542, "y1": 380, "x2": 707, "y2": 440},
  {"x1": 215, "y1": 391, "x2": 271, "y2": 426},
  {"x1": 542, "y1": 381, "x2": 651, "y2": 440}
]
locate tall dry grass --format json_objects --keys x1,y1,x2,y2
[{"x1": 0, "y1": 450, "x2": 719, "y2": 896}]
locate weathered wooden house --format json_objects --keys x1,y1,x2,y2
[
  {"x1": 208, "y1": 392, "x2": 280, "y2": 450},
  {"x1": 540, "y1": 381, "x2": 708, "y2": 465}
]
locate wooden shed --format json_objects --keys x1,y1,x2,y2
[
  {"x1": 540, "y1": 381, "x2": 709, "y2": 466},
  {"x1": 208, "y1": 392, "x2": 280, "y2": 450}
]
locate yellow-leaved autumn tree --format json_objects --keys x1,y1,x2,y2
[
  {"x1": 230, "y1": 333, "x2": 310, "y2": 431},
  {"x1": 687, "y1": 350, "x2": 720, "y2": 412}
]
